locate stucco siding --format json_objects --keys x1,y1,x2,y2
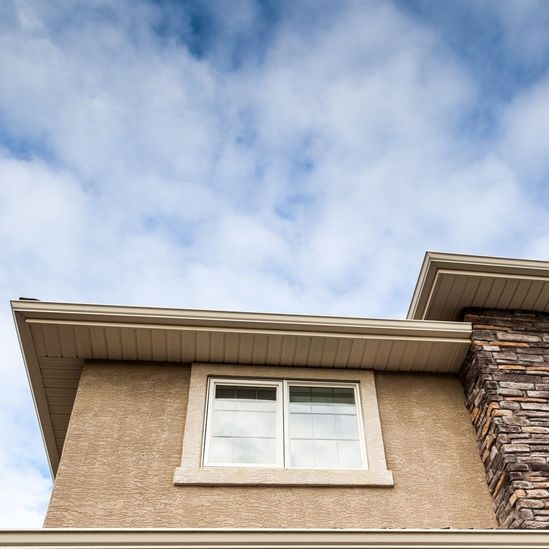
[{"x1": 44, "y1": 363, "x2": 496, "y2": 528}]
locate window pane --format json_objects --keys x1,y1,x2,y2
[
  {"x1": 209, "y1": 437, "x2": 233, "y2": 463},
  {"x1": 207, "y1": 383, "x2": 279, "y2": 466},
  {"x1": 256, "y1": 438, "x2": 277, "y2": 465},
  {"x1": 333, "y1": 402, "x2": 356, "y2": 414},
  {"x1": 314, "y1": 439, "x2": 338, "y2": 468},
  {"x1": 288, "y1": 384, "x2": 362, "y2": 469},
  {"x1": 216, "y1": 386, "x2": 236, "y2": 399},
  {"x1": 333, "y1": 388, "x2": 355, "y2": 403},
  {"x1": 211, "y1": 410, "x2": 235, "y2": 436},
  {"x1": 233, "y1": 438, "x2": 257, "y2": 463},
  {"x1": 257, "y1": 388, "x2": 277, "y2": 400},
  {"x1": 290, "y1": 439, "x2": 315, "y2": 467},
  {"x1": 214, "y1": 398, "x2": 235, "y2": 411},
  {"x1": 335, "y1": 414, "x2": 359, "y2": 439},
  {"x1": 337, "y1": 440, "x2": 362, "y2": 468},
  {"x1": 256, "y1": 411, "x2": 277, "y2": 437},
  {"x1": 257, "y1": 399, "x2": 277, "y2": 412},
  {"x1": 289, "y1": 413, "x2": 313, "y2": 439},
  {"x1": 289, "y1": 402, "x2": 311, "y2": 413},
  {"x1": 232, "y1": 411, "x2": 257, "y2": 436},
  {"x1": 289, "y1": 387, "x2": 312, "y2": 402},
  {"x1": 312, "y1": 414, "x2": 336, "y2": 438}
]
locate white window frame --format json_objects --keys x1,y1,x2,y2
[
  {"x1": 203, "y1": 378, "x2": 367, "y2": 470},
  {"x1": 174, "y1": 363, "x2": 393, "y2": 487},
  {"x1": 203, "y1": 378, "x2": 284, "y2": 468},
  {"x1": 283, "y1": 380, "x2": 368, "y2": 470}
]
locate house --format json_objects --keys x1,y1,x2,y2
[{"x1": 5, "y1": 251, "x2": 549, "y2": 547}]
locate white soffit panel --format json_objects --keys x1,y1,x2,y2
[{"x1": 408, "y1": 252, "x2": 549, "y2": 321}]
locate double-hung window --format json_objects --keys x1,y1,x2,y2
[{"x1": 204, "y1": 378, "x2": 366, "y2": 469}]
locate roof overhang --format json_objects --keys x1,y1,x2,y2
[
  {"x1": 1, "y1": 528, "x2": 549, "y2": 548},
  {"x1": 12, "y1": 299, "x2": 471, "y2": 476},
  {"x1": 408, "y1": 251, "x2": 549, "y2": 321}
]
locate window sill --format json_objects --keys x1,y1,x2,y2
[{"x1": 174, "y1": 465, "x2": 393, "y2": 486}]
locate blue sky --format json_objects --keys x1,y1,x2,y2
[{"x1": 2, "y1": 0, "x2": 549, "y2": 526}]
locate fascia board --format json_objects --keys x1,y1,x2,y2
[
  {"x1": 12, "y1": 300, "x2": 471, "y2": 339},
  {"x1": 11, "y1": 307, "x2": 58, "y2": 476},
  {"x1": 1, "y1": 528, "x2": 549, "y2": 548}
]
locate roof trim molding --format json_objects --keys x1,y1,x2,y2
[
  {"x1": 14, "y1": 299, "x2": 469, "y2": 337},
  {"x1": 408, "y1": 251, "x2": 549, "y2": 321},
  {"x1": 1, "y1": 528, "x2": 549, "y2": 548}
]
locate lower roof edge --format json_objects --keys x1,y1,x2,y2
[{"x1": 0, "y1": 528, "x2": 547, "y2": 548}]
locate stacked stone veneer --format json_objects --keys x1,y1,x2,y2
[{"x1": 461, "y1": 309, "x2": 549, "y2": 529}]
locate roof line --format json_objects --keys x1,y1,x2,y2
[
  {"x1": 407, "y1": 251, "x2": 549, "y2": 320},
  {"x1": 1, "y1": 528, "x2": 549, "y2": 548},
  {"x1": 13, "y1": 299, "x2": 471, "y2": 337}
]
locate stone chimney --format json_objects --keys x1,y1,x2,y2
[{"x1": 460, "y1": 309, "x2": 549, "y2": 528}]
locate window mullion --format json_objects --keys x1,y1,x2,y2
[{"x1": 282, "y1": 380, "x2": 289, "y2": 468}]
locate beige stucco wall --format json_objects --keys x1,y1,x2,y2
[{"x1": 44, "y1": 362, "x2": 497, "y2": 528}]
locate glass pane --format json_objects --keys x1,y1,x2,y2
[
  {"x1": 333, "y1": 388, "x2": 355, "y2": 403},
  {"x1": 314, "y1": 439, "x2": 338, "y2": 467},
  {"x1": 257, "y1": 388, "x2": 277, "y2": 400},
  {"x1": 337, "y1": 440, "x2": 362, "y2": 468},
  {"x1": 289, "y1": 402, "x2": 311, "y2": 413},
  {"x1": 289, "y1": 387, "x2": 312, "y2": 402},
  {"x1": 256, "y1": 399, "x2": 277, "y2": 412},
  {"x1": 289, "y1": 413, "x2": 313, "y2": 438},
  {"x1": 311, "y1": 386, "x2": 333, "y2": 402},
  {"x1": 312, "y1": 414, "x2": 336, "y2": 439},
  {"x1": 233, "y1": 438, "x2": 257, "y2": 463},
  {"x1": 232, "y1": 411, "x2": 257, "y2": 436},
  {"x1": 211, "y1": 410, "x2": 235, "y2": 436},
  {"x1": 290, "y1": 439, "x2": 315, "y2": 467},
  {"x1": 288, "y1": 384, "x2": 362, "y2": 469},
  {"x1": 209, "y1": 437, "x2": 233, "y2": 463},
  {"x1": 208, "y1": 383, "x2": 279, "y2": 466},
  {"x1": 335, "y1": 414, "x2": 359, "y2": 439},
  {"x1": 333, "y1": 402, "x2": 356, "y2": 414},
  {"x1": 214, "y1": 398, "x2": 235, "y2": 411},
  {"x1": 256, "y1": 412, "x2": 277, "y2": 437},
  {"x1": 310, "y1": 402, "x2": 335, "y2": 414},
  {"x1": 256, "y1": 438, "x2": 277, "y2": 464},
  {"x1": 216, "y1": 386, "x2": 236, "y2": 399}
]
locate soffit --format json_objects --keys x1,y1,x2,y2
[
  {"x1": 408, "y1": 252, "x2": 549, "y2": 321},
  {"x1": 12, "y1": 300, "x2": 471, "y2": 476}
]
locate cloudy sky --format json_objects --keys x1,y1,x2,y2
[{"x1": 2, "y1": 0, "x2": 549, "y2": 527}]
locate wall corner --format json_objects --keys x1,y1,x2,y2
[{"x1": 460, "y1": 309, "x2": 549, "y2": 528}]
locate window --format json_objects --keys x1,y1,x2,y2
[
  {"x1": 203, "y1": 379, "x2": 365, "y2": 469},
  {"x1": 205, "y1": 380, "x2": 283, "y2": 467},
  {"x1": 287, "y1": 383, "x2": 364, "y2": 469},
  {"x1": 175, "y1": 363, "x2": 393, "y2": 486}
]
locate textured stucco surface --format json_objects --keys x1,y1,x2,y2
[{"x1": 44, "y1": 363, "x2": 497, "y2": 528}]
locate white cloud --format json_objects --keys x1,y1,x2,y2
[{"x1": 499, "y1": 75, "x2": 549, "y2": 182}]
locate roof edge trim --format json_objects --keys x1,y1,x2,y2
[
  {"x1": 407, "y1": 251, "x2": 549, "y2": 320},
  {"x1": 1, "y1": 528, "x2": 549, "y2": 548}
]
